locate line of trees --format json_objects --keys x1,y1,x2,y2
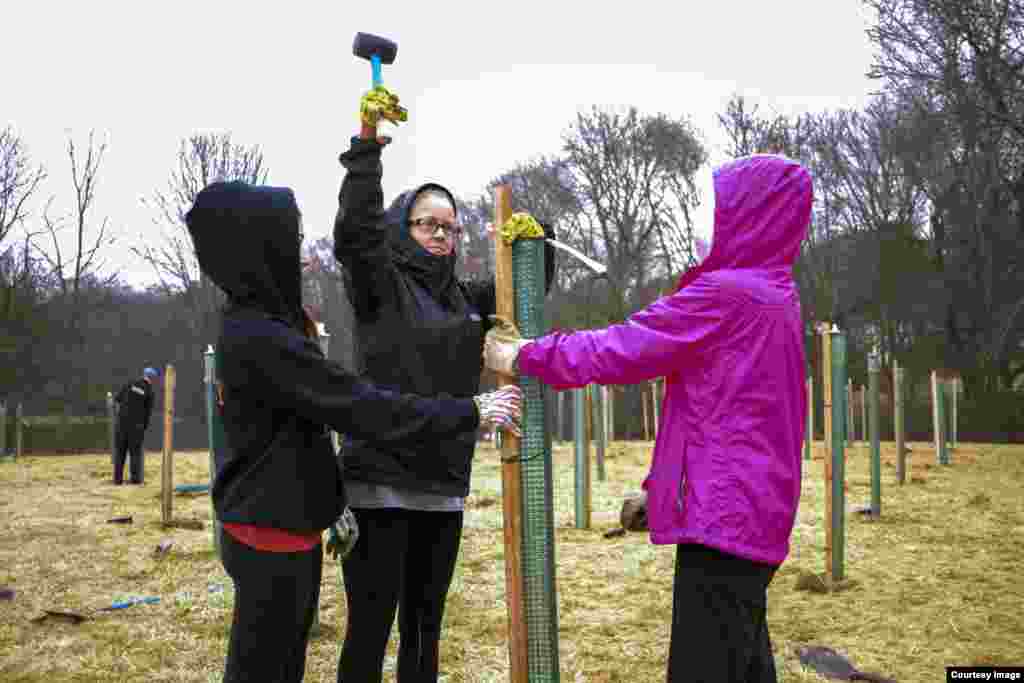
[{"x1": 2, "y1": 0, "x2": 1023, "y2": 446}]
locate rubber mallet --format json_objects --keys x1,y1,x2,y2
[{"x1": 353, "y1": 32, "x2": 398, "y2": 140}]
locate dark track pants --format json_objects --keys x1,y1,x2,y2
[
  {"x1": 667, "y1": 543, "x2": 778, "y2": 683},
  {"x1": 220, "y1": 530, "x2": 323, "y2": 683},
  {"x1": 338, "y1": 508, "x2": 464, "y2": 683},
  {"x1": 113, "y1": 429, "x2": 145, "y2": 484}
]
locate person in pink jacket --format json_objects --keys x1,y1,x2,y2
[{"x1": 484, "y1": 154, "x2": 812, "y2": 683}]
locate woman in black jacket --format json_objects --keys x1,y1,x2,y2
[
  {"x1": 332, "y1": 98, "x2": 556, "y2": 682},
  {"x1": 185, "y1": 180, "x2": 522, "y2": 683}
]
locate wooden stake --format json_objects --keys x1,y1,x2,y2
[
  {"x1": 604, "y1": 385, "x2": 613, "y2": 445},
  {"x1": 805, "y1": 376, "x2": 813, "y2": 461},
  {"x1": 860, "y1": 384, "x2": 867, "y2": 448},
  {"x1": 895, "y1": 361, "x2": 906, "y2": 485},
  {"x1": 575, "y1": 387, "x2": 591, "y2": 529},
  {"x1": 641, "y1": 385, "x2": 650, "y2": 441},
  {"x1": 931, "y1": 370, "x2": 940, "y2": 463},
  {"x1": 106, "y1": 392, "x2": 116, "y2": 468},
  {"x1": 15, "y1": 403, "x2": 23, "y2": 460},
  {"x1": 946, "y1": 374, "x2": 954, "y2": 448},
  {"x1": 652, "y1": 379, "x2": 661, "y2": 439},
  {"x1": 160, "y1": 364, "x2": 176, "y2": 526},
  {"x1": 493, "y1": 184, "x2": 528, "y2": 683}
]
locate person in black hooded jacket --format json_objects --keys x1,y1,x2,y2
[
  {"x1": 332, "y1": 99, "x2": 557, "y2": 682},
  {"x1": 184, "y1": 180, "x2": 522, "y2": 683}
]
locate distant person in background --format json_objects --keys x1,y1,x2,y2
[{"x1": 112, "y1": 367, "x2": 159, "y2": 485}]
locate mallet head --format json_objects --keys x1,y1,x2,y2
[{"x1": 352, "y1": 32, "x2": 397, "y2": 64}]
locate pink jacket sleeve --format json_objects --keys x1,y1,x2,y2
[{"x1": 517, "y1": 276, "x2": 728, "y2": 389}]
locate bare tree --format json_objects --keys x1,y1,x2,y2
[
  {"x1": 0, "y1": 126, "x2": 46, "y2": 249},
  {"x1": 866, "y1": 0, "x2": 1024, "y2": 392},
  {"x1": 31, "y1": 130, "x2": 117, "y2": 411},
  {"x1": 134, "y1": 132, "x2": 269, "y2": 340},
  {"x1": 560, "y1": 106, "x2": 707, "y2": 322}
]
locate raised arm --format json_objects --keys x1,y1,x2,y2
[{"x1": 333, "y1": 137, "x2": 395, "y2": 318}]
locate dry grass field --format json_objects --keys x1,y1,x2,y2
[{"x1": 1, "y1": 440, "x2": 1022, "y2": 682}]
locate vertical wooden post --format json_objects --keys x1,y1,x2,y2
[
  {"x1": 946, "y1": 374, "x2": 954, "y2": 448},
  {"x1": 860, "y1": 385, "x2": 867, "y2": 448},
  {"x1": 931, "y1": 370, "x2": 940, "y2": 462},
  {"x1": 160, "y1": 365, "x2": 176, "y2": 526},
  {"x1": 895, "y1": 361, "x2": 906, "y2": 485},
  {"x1": 641, "y1": 385, "x2": 650, "y2": 441},
  {"x1": 820, "y1": 325, "x2": 834, "y2": 580},
  {"x1": 15, "y1": 403, "x2": 24, "y2": 460},
  {"x1": 556, "y1": 391, "x2": 564, "y2": 443},
  {"x1": 575, "y1": 387, "x2": 591, "y2": 529},
  {"x1": 107, "y1": 392, "x2": 116, "y2": 467},
  {"x1": 493, "y1": 184, "x2": 528, "y2": 683},
  {"x1": 0, "y1": 400, "x2": 6, "y2": 459},
  {"x1": 936, "y1": 376, "x2": 949, "y2": 465},
  {"x1": 605, "y1": 386, "x2": 613, "y2": 446},
  {"x1": 805, "y1": 376, "x2": 813, "y2": 460},
  {"x1": 652, "y1": 379, "x2": 661, "y2": 439},
  {"x1": 592, "y1": 385, "x2": 606, "y2": 482}
]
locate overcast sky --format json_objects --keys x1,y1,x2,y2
[{"x1": 7, "y1": 0, "x2": 879, "y2": 289}]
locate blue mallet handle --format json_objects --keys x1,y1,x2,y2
[{"x1": 371, "y1": 54, "x2": 382, "y2": 88}]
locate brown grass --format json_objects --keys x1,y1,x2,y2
[{"x1": 1, "y1": 440, "x2": 1021, "y2": 681}]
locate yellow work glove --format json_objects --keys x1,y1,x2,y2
[
  {"x1": 500, "y1": 212, "x2": 545, "y2": 245},
  {"x1": 484, "y1": 315, "x2": 530, "y2": 376},
  {"x1": 360, "y1": 86, "x2": 408, "y2": 128}
]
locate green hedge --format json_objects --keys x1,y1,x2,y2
[{"x1": 21, "y1": 417, "x2": 113, "y2": 455}]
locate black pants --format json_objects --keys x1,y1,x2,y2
[
  {"x1": 113, "y1": 429, "x2": 145, "y2": 484},
  {"x1": 667, "y1": 544, "x2": 778, "y2": 683},
  {"x1": 220, "y1": 530, "x2": 323, "y2": 683},
  {"x1": 338, "y1": 508, "x2": 464, "y2": 683}
]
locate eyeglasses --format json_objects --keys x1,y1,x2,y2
[{"x1": 409, "y1": 216, "x2": 462, "y2": 239}]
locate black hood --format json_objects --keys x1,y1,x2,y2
[
  {"x1": 384, "y1": 183, "x2": 460, "y2": 308},
  {"x1": 185, "y1": 181, "x2": 304, "y2": 327}
]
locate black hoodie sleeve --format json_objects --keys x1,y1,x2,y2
[
  {"x1": 224, "y1": 315, "x2": 480, "y2": 446},
  {"x1": 333, "y1": 138, "x2": 396, "y2": 318}
]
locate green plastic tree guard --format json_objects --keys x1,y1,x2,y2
[
  {"x1": 868, "y1": 350, "x2": 881, "y2": 516},
  {"x1": 830, "y1": 331, "x2": 847, "y2": 582},
  {"x1": 512, "y1": 237, "x2": 561, "y2": 682},
  {"x1": 204, "y1": 345, "x2": 225, "y2": 558},
  {"x1": 591, "y1": 384, "x2": 606, "y2": 482}
]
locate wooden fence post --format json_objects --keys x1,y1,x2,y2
[
  {"x1": 160, "y1": 365, "x2": 176, "y2": 526},
  {"x1": 493, "y1": 184, "x2": 528, "y2": 682},
  {"x1": 15, "y1": 403, "x2": 23, "y2": 460},
  {"x1": 895, "y1": 361, "x2": 906, "y2": 485}
]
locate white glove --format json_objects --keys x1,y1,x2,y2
[
  {"x1": 484, "y1": 315, "x2": 530, "y2": 376},
  {"x1": 473, "y1": 385, "x2": 523, "y2": 437},
  {"x1": 325, "y1": 507, "x2": 359, "y2": 561}
]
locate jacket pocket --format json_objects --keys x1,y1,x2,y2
[{"x1": 645, "y1": 442, "x2": 687, "y2": 534}]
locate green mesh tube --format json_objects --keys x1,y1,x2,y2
[
  {"x1": 513, "y1": 237, "x2": 561, "y2": 682},
  {"x1": 830, "y1": 332, "x2": 847, "y2": 581},
  {"x1": 206, "y1": 346, "x2": 226, "y2": 558}
]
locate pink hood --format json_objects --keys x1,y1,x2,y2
[{"x1": 518, "y1": 154, "x2": 812, "y2": 565}]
